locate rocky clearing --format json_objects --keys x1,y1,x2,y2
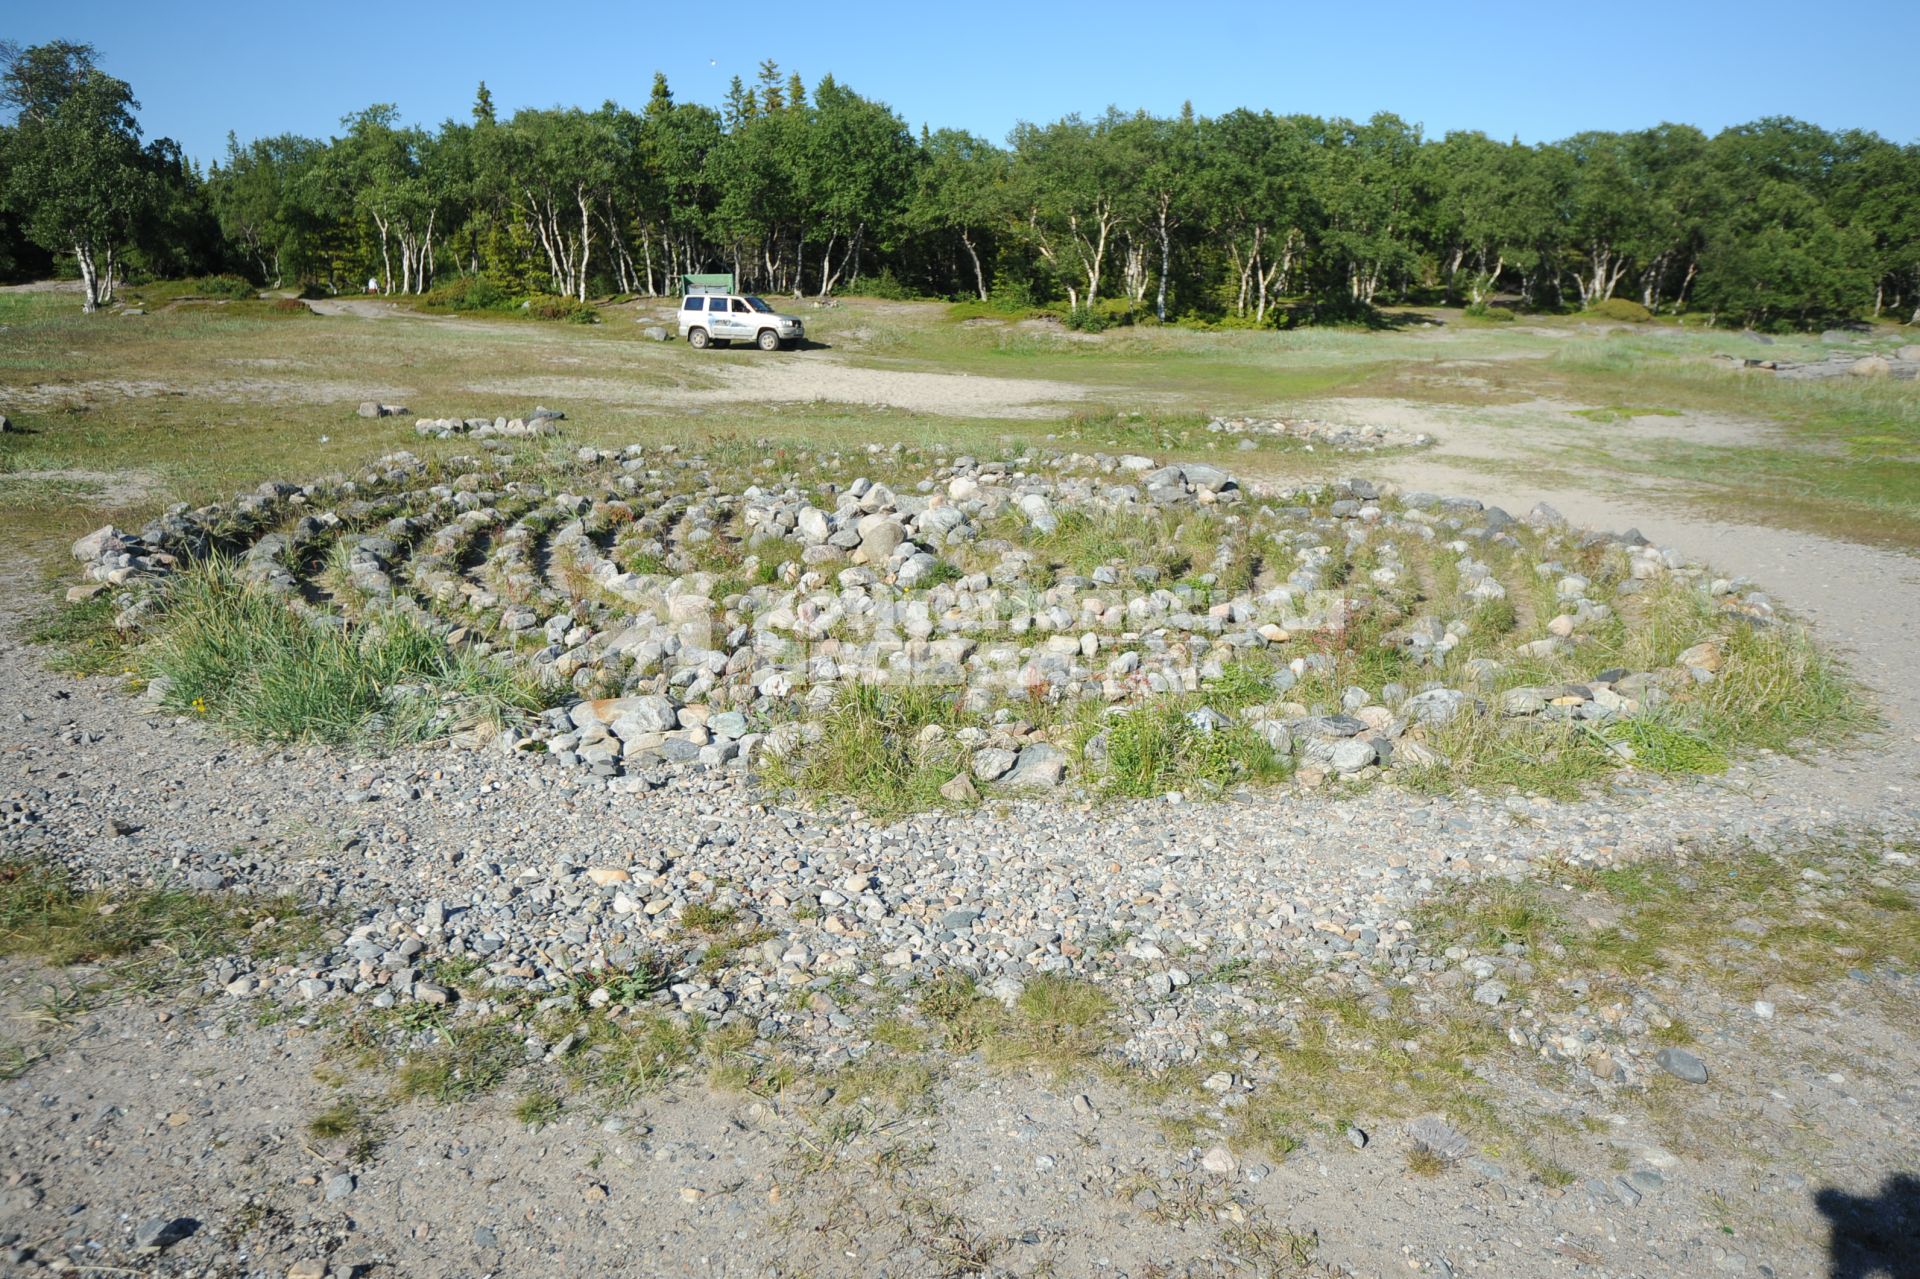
[{"x1": 1, "y1": 299, "x2": 1918, "y2": 1279}]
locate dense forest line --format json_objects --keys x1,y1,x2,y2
[{"x1": 4, "y1": 39, "x2": 1919, "y2": 329}]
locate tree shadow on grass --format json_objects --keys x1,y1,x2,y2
[{"x1": 1817, "y1": 1173, "x2": 1920, "y2": 1278}]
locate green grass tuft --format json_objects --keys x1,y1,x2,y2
[
  {"x1": 24, "y1": 594, "x2": 132, "y2": 676},
  {"x1": 1096, "y1": 703, "x2": 1289, "y2": 798},
  {"x1": 306, "y1": 1096, "x2": 386, "y2": 1161},
  {"x1": 143, "y1": 558, "x2": 554, "y2": 749},
  {"x1": 1603, "y1": 716, "x2": 1727, "y2": 774},
  {"x1": 761, "y1": 683, "x2": 968, "y2": 816},
  {"x1": 1570, "y1": 405, "x2": 1680, "y2": 423},
  {"x1": 392, "y1": 1020, "x2": 521, "y2": 1104},
  {"x1": 679, "y1": 902, "x2": 739, "y2": 935},
  {"x1": 982, "y1": 976, "x2": 1115, "y2": 1079},
  {"x1": 0, "y1": 859, "x2": 316, "y2": 970},
  {"x1": 514, "y1": 1090, "x2": 562, "y2": 1129}
]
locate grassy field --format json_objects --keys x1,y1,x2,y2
[
  {"x1": 848, "y1": 307, "x2": 1920, "y2": 546},
  {"x1": 2, "y1": 287, "x2": 1917, "y2": 568}
]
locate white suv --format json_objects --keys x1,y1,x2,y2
[{"x1": 677, "y1": 293, "x2": 805, "y2": 350}]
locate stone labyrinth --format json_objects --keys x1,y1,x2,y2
[{"x1": 72, "y1": 422, "x2": 1787, "y2": 803}]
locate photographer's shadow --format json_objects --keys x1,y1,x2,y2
[{"x1": 1818, "y1": 1173, "x2": 1920, "y2": 1278}]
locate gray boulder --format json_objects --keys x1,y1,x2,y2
[
  {"x1": 1003, "y1": 743, "x2": 1067, "y2": 788},
  {"x1": 72, "y1": 524, "x2": 126, "y2": 561},
  {"x1": 796, "y1": 507, "x2": 831, "y2": 544},
  {"x1": 1328, "y1": 738, "x2": 1377, "y2": 773},
  {"x1": 1654, "y1": 1047, "x2": 1709, "y2": 1084},
  {"x1": 971, "y1": 747, "x2": 1018, "y2": 782},
  {"x1": 1018, "y1": 493, "x2": 1058, "y2": 534},
  {"x1": 609, "y1": 695, "x2": 680, "y2": 737},
  {"x1": 858, "y1": 520, "x2": 905, "y2": 563},
  {"x1": 1180, "y1": 462, "x2": 1233, "y2": 493},
  {"x1": 1404, "y1": 688, "x2": 1471, "y2": 725}
]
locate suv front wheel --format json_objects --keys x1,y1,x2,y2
[
  {"x1": 687, "y1": 327, "x2": 710, "y2": 349},
  {"x1": 757, "y1": 328, "x2": 782, "y2": 352}
]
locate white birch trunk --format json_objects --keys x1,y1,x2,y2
[
  {"x1": 75, "y1": 243, "x2": 99, "y2": 312},
  {"x1": 1156, "y1": 217, "x2": 1172, "y2": 322},
  {"x1": 961, "y1": 230, "x2": 987, "y2": 301},
  {"x1": 817, "y1": 235, "x2": 837, "y2": 296},
  {"x1": 575, "y1": 190, "x2": 593, "y2": 301},
  {"x1": 1257, "y1": 259, "x2": 1281, "y2": 320}
]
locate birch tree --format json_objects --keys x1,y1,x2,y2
[
  {"x1": 1010, "y1": 113, "x2": 1130, "y2": 311},
  {"x1": 1117, "y1": 107, "x2": 1201, "y2": 320},
  {"x1": 13, "y1": 41, "x2": 1912, "y2": 330},
  {"x1": 1199, "y1": 110, "x2": 1314, "y2": 322},
  {"x1": 1828, "y1": 133, "x2": 1920, "y2": 321},
  {"x1": 800, "y1": 77, "x2": 914, "y2": 294},
  {"x1": 1313, "y1": 114, "x2": 1423, "y2": 309},
  {"x1": 909, "y1": 128, "x2": 1008, "y2": 301},
  {"x1": 329, "y1": 107, "x2": 447, "y2": 295},
  {"x1": 500, "y1": 108, "x2": 612, "y2": 300},
  {"x1": 0, "y1": 41, "x2": 155, "y2": 311},
  {"x1": 208, "y1": 133, "x2": 328, "y2": 285}
]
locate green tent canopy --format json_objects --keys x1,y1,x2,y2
[{"x1": 681, "y1": 273, "x2": 734, "y2": 295}]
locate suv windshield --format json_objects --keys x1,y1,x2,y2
[{"x1": 745, "y1": 296, "x2": 774, "y2": 313}]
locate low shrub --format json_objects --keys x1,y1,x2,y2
[
  {"x1": 209, "y1": 298, "x2": 308, "y2": 320},
  {"x1": 854, "y1": 270, "x2": 918, "y2": 300},
  {"x1": 946, "y1": 298, "x2": 1051, "y2": 323},
  {"x1": 1587, "y1": 297, "x2": 1654, "y2": 323},
  {"x1": 419, "y1": 276, "x2": 511, "y2": 313},
  {"x1": 185, "y1": 273, "x2": 258, "y2": 300},
  {"x1": 418, "y1": 279, "x2": 594, "y2": 323},
  {"x1": 1061, "y1": 299, "x2": 1135, "y2": 332},
  {"x1": 1197, "y1": 311, "x2": 1283, "y2": 331},
  {"x1": 523, "y1": 294, "x2": 599, "y2": 324},
  {"x1": 1465, "y1": 302, "x2": 1516, "y2": 322}
]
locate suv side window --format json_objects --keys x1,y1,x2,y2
[
  {"x1": 682, "y1": 297, "x2": 701, "y2": 311},
  {"x1": 732, "y1": 299, "x2": 750, "y2": 312}
]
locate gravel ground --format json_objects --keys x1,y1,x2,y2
[
  {"x1": 5, "y1": 529, "x2": 1920, "y2": 1276},
  {"x1": 4, "y1": 420, "x2": 1920, "y2": 1276}
]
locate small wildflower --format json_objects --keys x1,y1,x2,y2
[{"x1": 191, "y1": 697, "x2": 208, "y2": 715}]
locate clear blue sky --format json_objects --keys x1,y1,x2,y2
[{"x1": 4, "y1": 0, "x2": 1917, "y2": 165}]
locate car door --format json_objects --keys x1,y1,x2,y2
[{"x1": 723, "y1": 297, "x2": 752, "y2": 341}]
